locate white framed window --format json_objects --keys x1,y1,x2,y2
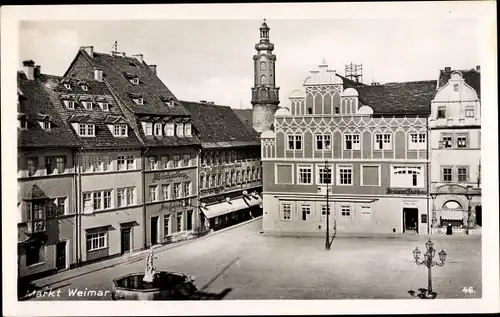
[
  {"x1": 99, "y1": 102, "x2": 109, "y2": 111},
  {"x1": 126, "y1": 155, "x2": 135, "y2": 170},
  {"x1": 174, "y1": 183, "x2": 181, "y2": 199},
  {"x1": 154, "y1": 123, "x2": 163, "y2": 136},
  {"x1": 301, "y1": 204, "x2": 311, "y2": 221},
  {"x1": 82, "y1": 101, "x2": 93, "y2": 110},
  {"x1": 176, "y1": 124, "x2": 184, "y2": 137},
  {"x1": 374, "y1": 133, "x2": 392, "y2": 150},
  {"x1": 361, "y1": 206, "x2": 372, "y2": 218},
  {"x1": 176, "y1": 212, "x2": 183, "y2": 232},
  {"x1": 64, "y1": 100, "x2": 75, "y2": 109},
  {"x1": 134, "y1": 98, "x2": 144, "y2": 105},
  {"x1": 184, "y1": 123, "x2": 192, "y2": 136},
  {"x1": 161, "y1": 156, "x2": 170, "y2": 169},
  {"x1": 172, "y1": 154, "x2": 181, "y2": 168},
  {"x1": 208, "y1": 175, "x2": 213, "y2": 188},
  {"x1": 391, "y1": 165, "x2": 423, "y2": 187},
  {"x1": 148, "y1": 156, "x2": 157, "y2": 170},
  {"x1": 164, "y1": 214, "x2": 171, "y2": 237},
  {"x1": 83, "y1": 156, "x2": 93, "y2": 173},
  {"x1": 117, "y1": 187, "x2": 135, "y2": 207},
  {"x1": 316, "y1": 164, "x2": 333, "y2": 185},
  {"x1": 184, "y1": 181, "x2": 191, "y2": 197},
  {"x1": 117, "y1": 188, "x2": 126, "y2": 207},
  {"x1": 164, "y1": 123, "x2": 175, "y2": 136},
  {"x1": 183, "y1": 154, "x2": 190, "y2": 167},
  {"x1": 64, "y1": 83, "x2": 71, "y2": 90},
  {"x1": 149, "y1": 185, "x2": 158, "y2": 202},
  {"x1": 437, "y1": 106, "x2": 446, "y2": 118},
  {"x1": 79, "y1": 124, "x2": 95, "y2": 137},
  {"x1": 95, "y1": 155, "x2": 111, "y2": 172},
  {"x1": 143, "y1": 122, "x2": 153, "y2": 136},
  {"x1": 281, "y1": 203, "x2": 292, "y2": 221},
  {"x1": 344, "y1": 134, "x2": 360, "y2": 150},
  {"x1": 132, "y1": 78, "x2": 139, "y2": 85},
  {"x1": 337, "y1": 164, "x2": 353, "y2": 186},
  {"x1": 341, "y1": 205, "x2": 351, "y2": 216},
  {"x1": 113, "y1": 124, "x2": 128, "y2": 137},
  {"x1": 85, "y1": 190, "x2": 113, "y2": 211},
  {"x1": 316, "y1": 134, "x2": 331, "y2": 150},
  {"x1": 287, "y1": 135, "x2": 302, "y2": 150},
  {"x1": 117, "y1": 155, "x2": 126, "y2": 171},
  {"x1": 409, "y1": 133, "x2": 427, "y2": 150},
  {"x1": 86, "y1": 232, "x2": 107, "y2": 251},
  {"x1": 465, "y1": 107, "x2": 474, "y2": 118},
  {"x1": 81, "y1": 85, "x2": 88, "y2": 91},
  {"x1": 457, "y1": 135, "x2": 468, "y2": 148},
  {"x1": 38, "y1": 121, "x2": 51, "y2": 130},
  {"x1": 83, "y1": 193, "x2": 92, "y2": 213},
  {"x1": 457, "y1": 167, "x2": 468, "y2": 182},
  {"x1": 162, "y1": 184, "x2": 170, "y2": 200},
  {"x1": 441, "y1": 134, "x2": 453, "y2": 148},
  {"x1": 166, "y1": 100, "x2": 175, "y2": 108}
]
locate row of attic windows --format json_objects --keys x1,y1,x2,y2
[
  {"x1": 63, "y1": 100, "x2": 109, "y2": 111},
  {"x1": 142, "y1": 122, "x2": 192, "y2": 137},
  {"x1": 73, "y1": 123, "x2": 129, "y2": 138}
]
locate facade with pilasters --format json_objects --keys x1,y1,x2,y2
[{"x1": 261, "y1": 62, "x2": 437, "y2": 236}]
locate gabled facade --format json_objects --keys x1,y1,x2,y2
[
  {"x1": 64, "y1": 47, "x2": 202, "y2": 247},
  {"x1": 429, "y1": 66, "x2": 481, "y2": 233},
  {"x1": 17, "y1": 62, "x2": 80, "y2": 280},
  {"x1": 261, "y1": 62, "x2": 437, "y2": 236},
  {"x1": 181, "y1": 101, "x2": 263, "y2": 232}
]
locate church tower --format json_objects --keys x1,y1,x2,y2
[{"x1": 251, "y1": 19, "x2": 280, "y2": 133}]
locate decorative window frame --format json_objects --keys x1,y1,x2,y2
[
  {"x1": 360, "y1": 164, "x2": 381, "y2": 186},
  {"x1": 315, "y1": 163, "x2": 334, "y2": 186},
  {"x1": 274, "y1": 163, "x2": 295, "y2": 185},
  {"x1": 280, "y1": 201, "x2": 293, "y2": 221},
  {"x1": 336, "y1": 164, "x2": 354, "y2": 186},
  {"x1": 296, "y1": 164, "x2": 313, "y2": 185}
]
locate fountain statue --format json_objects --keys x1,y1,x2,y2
[{"x1": 143, "y1": 250, "x2": 157, "y2": 283}]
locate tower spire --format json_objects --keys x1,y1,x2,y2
[{"x1": 251, "y1": 20, "x2": 280, "y2": 133}]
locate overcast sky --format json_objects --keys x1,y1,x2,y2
[{"x1": 19, "y1": 18, "x2": 480, "y2": 110}]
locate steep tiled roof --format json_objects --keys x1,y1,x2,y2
[
  {"x1": 181, "y1": 101, "x2": 260, "y2": 148},
  {"x1": 50, "y1": 76, "x2": 143, "y2": 148},
  {"x1": 233, "y1": 109, "x2": 253, "y2": 126},
  {"x1": 17, "y1": 72, "x2": 80, "y2": 148},
  {"x1": 437, "y1": 68, "x2": 480, "y2": 98},
  {"x1": 73, "y1": 50, "x2": 191, "y2": 116},
  {"x1": 336, "y1": 74, "x2": 367, "y2": 89},
  {"x1": 356, "y1": 80, "x2": 437, "y2": 115}
]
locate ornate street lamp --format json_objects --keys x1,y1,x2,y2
[
  {"x1": 411, "y1": 239, "x2": 447, "y2": 299},
  {"x1": 465, "y1": 192, "x2": 473, "y2": 235},
  {"x1": 430, "y1": 193, "x2": 438, "y2": 229}
]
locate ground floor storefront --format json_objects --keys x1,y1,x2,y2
[
  {"x1": 200, "y1": 192, "x2": 263, "y2": 232},
  {"x1": 262, "y1": 193, "x2": 430, "y2": 236}
]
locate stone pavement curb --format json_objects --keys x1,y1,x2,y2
[{"x1": 31, "y1": 216, "x2": 263, "y2": 289}]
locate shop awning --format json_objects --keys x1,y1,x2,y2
[
  {"x1": 201, "y1": 198, "x2": 252, "y2": 219},
  {"x1": 440, "y1": 209, "x2": 465, "y2": 220}
]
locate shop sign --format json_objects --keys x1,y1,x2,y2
[
  {"x1": 152, "y1": 171, "x2": 190, "y2": 183},
  {"x1": 200, "y1": 186, "x2": 225, "y2": 197},
  {"x1": 158, "y1": 199, "x2": 191, "y2": 212},
  {"x1": 386, "y1": 188, "x2": 427, "y2": 196}
]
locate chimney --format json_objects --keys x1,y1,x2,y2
[
  {"x1": 444, "y1": 66, "x2": 451, "y2": 73},
  {"x1": 148, "y1": 65, "x2": 157, "y2": 75},
  {"x1": 199, "y1": 100, "x2": 207, "y2": 103},
  {"x1": 94, "y1": 69, "x2": 103, "y2": 82},
  {"x1": 22, "y1": 60, "x2": 35, "y2": 80},
  {"x1": 81, "y1": 46, "x2": 94, "y2": 58},
  {"x1": 34, "y1": 65, "x2": 41, "y2": 78},
  {"x1": 132, "y1": 54, "x2": 144, "y2": 63},
  {"x1": 476, "y1": 65, "x2": 480, "y2": 71},
  {"x1": 208, "y1": 102, "x2": 214, "y2": 105}
]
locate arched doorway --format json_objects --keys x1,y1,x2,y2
[{"x1": 441, "y1": 200, "x2": 464, "y2": 228}]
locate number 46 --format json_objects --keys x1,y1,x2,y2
[{"x1": 462, "y1": 287, "x2": 475, "y2": 294}]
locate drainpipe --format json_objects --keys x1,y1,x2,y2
[
  {"x1": 197, "y1": 148, "x2": 202, "y2": 234},
  {"x1": 76, "y1": 146, "x2": 83, "y2": 267},
  {"x1": 142, "y1": 147, "x2": 150, "y2": 250},
  {"x1": 426, "y1": 116, "x2": 430, "y2": 235}
]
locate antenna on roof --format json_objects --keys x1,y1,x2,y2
[{"x1": 112, "y1": 41, "x2": 119, "y2": 53}]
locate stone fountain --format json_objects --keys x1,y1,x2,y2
[{"x1": 111, "y1": 250, "x2": 197, "y2": 300}]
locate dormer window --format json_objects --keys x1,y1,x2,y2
[
  {"x1": 134, "y1": 98, "x2": 144, "y2": 105},
  {"x1": 166, "y1": 100, "x2": 175, "y2": 108},
  {"x1": 176, "y1": 123, "x2": 184, "y2": 137},
  {"x1": 79, "y1": 123, "x2": 95, "y2": 137},
  {"x1": 99, "y1": 102, "x2": 109, "y2": 111},
  {"x1": 18, "y1": 118, "x2": 28, "y2": 130},
  {"x1": 164, "y1": 123, "x2": 175, "y2": 136},
  {"x1": 64, "y1": 83, "x2": 71, "y2": 90},
  {"x1": 81, "y1": 85, "x2": 88, "y2": 91},
  {"x1": 82, "y1": 101, "x2": 93, "y2": 110},
  {"x1": 154, "y1": 123, "x2": 163, "y2": 136},
  {"x1": 184, "y1": 123, "x2": 192, "y2": 136},
  {"x1": 113, "y1": 124, "x2": 128, "y2": 137},
  {"x1": 39, "y1": 121, "x2": 51, "y2": 130},
  {"x1": 142, "y1": 122, "x2": 153, "y2": 136},
  {"x1": 64, "y1": 100, "x2": 75, "y2": 109},
  {"x1": 132, "y1": 78, "x2": 139, "y2": 85}
]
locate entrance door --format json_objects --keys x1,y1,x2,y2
[
  {"x1": 121, "y1": 228, "x2": 131, "y2": 254},
  {"x1": 56, "y1": 241, "x2": 66, "y2": 270},
  {"x1": 151, "y1": 217, "x2": 158, "y2": 245},
  {"x1": 403, "y1": 208, "x2": 419, "y2": 233},
  {"x1": 475, "y1": 205, "x2": 482, "y2": 227}
]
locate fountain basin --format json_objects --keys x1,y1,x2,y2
[{"x1": 111, "y1": 271, "x2": 197, "y2": 300}]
